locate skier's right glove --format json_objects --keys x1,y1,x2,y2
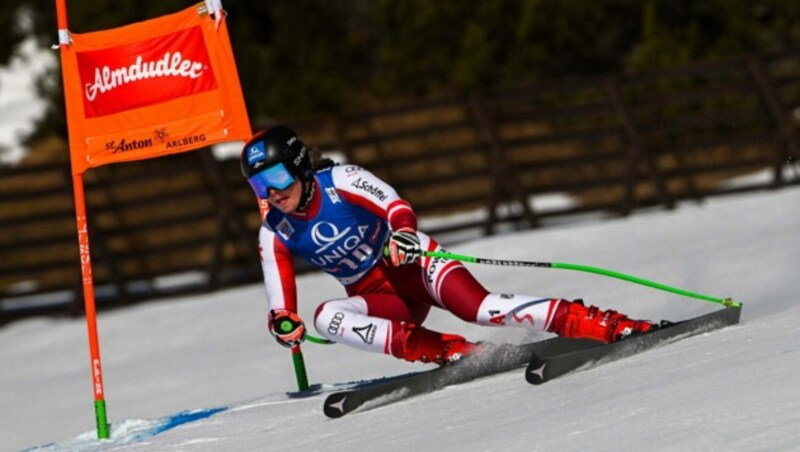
[{"x1": 268, "y1": 309, "x2": 307, "y2": 348}]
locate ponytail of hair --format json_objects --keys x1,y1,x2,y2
[{"x1": 310, "y1": 148, "x2": 336, "y2": 171}]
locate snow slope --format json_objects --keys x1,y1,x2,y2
[{"x1": 1, "y1": 187, "x2": 799, "y2": 451}]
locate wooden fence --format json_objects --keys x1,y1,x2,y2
[{"x1": 1, "y1": 51, "x2": 799, "y2": 323}]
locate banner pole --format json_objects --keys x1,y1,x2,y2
[
  {"x1": 56, "y1": 0, "x2": 109, "y2": 440},
  {"x1": 72, "y1": 174, "x2": 110, "y2": 440},
  {"x1": 54, "y1": 0, "x2": 109, "y2": 440},
  {"x1": 55, "y1": 0, "x2": 66, "y2": 28}
]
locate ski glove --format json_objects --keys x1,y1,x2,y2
[
  {"x1": 387, "y1": 228, "x2": 422, "y2": 266},
  {"x1": 268, "y1": 309, "x2": 307, "y2": 348}
]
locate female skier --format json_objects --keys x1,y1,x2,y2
[{"x1": 243, "y1": 125, "x2": 654, "y2": 365}]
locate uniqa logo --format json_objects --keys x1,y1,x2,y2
[
  {"x1": 309, "y1": 221, "x2": 374, "y2": 270},
  {"x1": 311, "y1": 222, "x2": 351, "y2": 252},
  {"x1": 84, "y1": 52, "x2": 205, "y2": 102}
]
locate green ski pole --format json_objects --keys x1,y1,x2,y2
[
  {"x1": 290, "y1": 346, "x2": 309, "y2": 391},
  {"x1": 422, "y1": 249, "x2": 742, "y2": 308}
]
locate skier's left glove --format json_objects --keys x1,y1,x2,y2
[
  {"x1": 386, "y1": 227, "x2": 422, "y2": 266},
  {"x1": 268, "y1": 309, "x2": 307, "y2": 348}
]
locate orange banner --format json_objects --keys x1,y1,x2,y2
[{"x1": 59, "y1": 3, "x2": 251, "y2": 174}]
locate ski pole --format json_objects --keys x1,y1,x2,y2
[
  {"x1": 422, "y1": 249, "x2": 742, "y2": 308},
  {"x1": 290, "y1": 345, "x2": 309, "y2": 391},
  {"x1": 307, "y1": 335, "x2": 334, "y2": 345},
  {"x1": 273, "y1": 314, "x2": 334, "y2": 346}
]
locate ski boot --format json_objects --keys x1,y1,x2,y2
[
  {"x1": 551, "y1": 299, "x2": 655, "y2": 343},
  {"x1": 400, "y1": 324, "x2": 479, "y2": 365}
]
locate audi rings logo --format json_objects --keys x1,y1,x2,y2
[
  {"x1": 311, "y1": 221, "x2": 351, "y2": 253},
  {"x1": 328, "y1": 312, "x2": 345, "y2": 336}
]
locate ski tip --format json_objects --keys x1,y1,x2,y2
[
  {"x1": 525, "y1": 355, "x2": 547, "y2": 385},
  {"x1": 323, "y1": 393, "x2": 349, "y2": 419}
]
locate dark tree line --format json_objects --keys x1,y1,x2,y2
[{"x1": 0, "y1": 0, "x2": 798, "y2": 147}]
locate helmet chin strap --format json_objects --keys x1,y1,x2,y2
[{"x1": 297, "y1": 179, "x2": 315, "y2": 212}]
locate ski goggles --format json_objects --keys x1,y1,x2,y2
[{"x1": 247, "y1": 162, "x2": 296, "y2": 198}]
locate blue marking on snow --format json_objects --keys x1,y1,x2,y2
[
  {"x1": 26, "y1": 407, "x2": 231, "y2": 449},
  {"x1": 150, "y1": 407, "x2": 227, "y2": 436},
  {"x1": 127, "y1": 406, "x2": 228, "y2": 442}
]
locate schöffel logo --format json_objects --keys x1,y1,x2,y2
[
  {"x1": 350, "y1": 178, "x2": 388, "y2": 202},
  {"x1": 77, "y1": 26, "x2": 217, "y2": 118}
]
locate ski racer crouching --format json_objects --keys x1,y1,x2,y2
[{"x1": 243, "y1": 125, "x2": 655, "y2": 365}]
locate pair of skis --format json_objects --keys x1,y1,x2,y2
[{"x1": 322, "y1": 306, "x2": 741, "y2": 418}]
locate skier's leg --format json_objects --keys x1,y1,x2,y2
[
  {"x1": 473, "y1": 293, "x2": 560, "y2": 332},
  {"x1": 314, "y1": 292, "x2": 476, "y2": 364},
  {"x1": 418, "y1": 234, "x2": 654, "y2": 343},
  {"x1": 460, "y1": 290, "x2": 655, "y2": 343},
  {"x1": 313, "y1": 294, "x2": 411, "y2": 355},
  {"x1": 433, "y1": 265, "x2": 566, "y2": 335},
  {"x1": 444, "y1": 283, "x2": 655, "y2": 343}
]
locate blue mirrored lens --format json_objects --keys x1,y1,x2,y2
[{"x1": 248, "y1": 163, "x2": 296, "y2": 198}]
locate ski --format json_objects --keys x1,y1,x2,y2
[
  {"x1": 323, "y1": 334, "x2": 604, "y2": 418},
  {"x1": 525, "y1": 305, "x2": 742, "y2": 385}
]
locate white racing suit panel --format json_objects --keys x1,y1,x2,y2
[
  {"x1": 314, "y1": 296, "x2": 393, "y2": 354},
  {"x1": 475, "y1": 293, "x2": 559, "y2": 333}
]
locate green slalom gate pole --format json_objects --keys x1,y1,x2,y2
[{"x1": 422, "y1": 250, "x2": 742, "y2": 308}]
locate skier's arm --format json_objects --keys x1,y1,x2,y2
[
  {"x1": 332, "y1": 165, "x2": 418, "y2": 232},
  {"x1": 259, "y1": 225, "x2": 306, "y2": 346},
  {"x1": 259, "y1": 225, "x2": 297, "y2": 312},
  {"x1": 332, "y1": 165, "x2": 421, "y2": 265}
]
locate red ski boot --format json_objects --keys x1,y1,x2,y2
[
  {"x1": 400, "y1": 324, "x2": 479, "y2": 365},
  {"x1": 550, "y1": 299, "x2": 655, "y2": 343}
]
